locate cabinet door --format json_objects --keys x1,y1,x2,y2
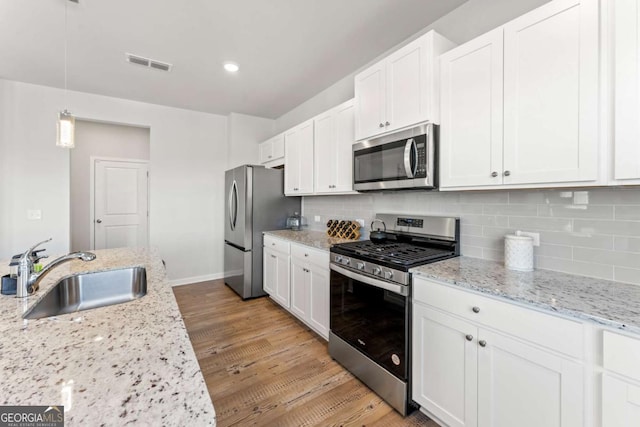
[
  {"x1": 274, "y1": 251, "x2": 290, "y2": 309},
  {"x1": 386, "y1": 36, "x2": 427, "y2": 133},
  {"x1": 290, "y1": 257, "x2": 308, "y2": 320},
  {"x1": 307, "y1": 265, "x2": 329, "y2": 340},
  {"x1": 313, "y1": 110, "x2": 337, "y2": 193},
  {"x1": 333, "y1": 100, "x2": 355, "y2": 192},
  {"x1": 412, "y1": 304, "x2": 478, "y2": 427},
  {"x1": 503, "y1": 0, "x2": 599, "y2": 185},
  {"x1": 355, "y1": 62, "x2": 386, "y2": 140},
  {"x1": 284, "y1": 128, "x2": 299, "y2": 195},
  {"x1": 271, "y1": 133, "x2": 285, "y2": 160},
  {"x1": 263, "y1": 248, "x2": 276, "y2": 296},
  {"x1": 259, "y1": 140, "x2": 273, "y2": 164},
  {"x1": 477, "y1": 329, "x2": 584, "y2": 427},
  {"x1": 602, "y1": 374, "x2": 640, "y2": 427},
  {"x1": 613, "y1": 0, "x2": 640, "y2": 182},
  {"x1": 297, "y1": 120, "x2": 314, "y2": 195},
  {"x1": 440, "y1": 28, "x2": 504, "y2": 189}
]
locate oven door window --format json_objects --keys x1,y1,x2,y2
[{"x1": 330, "y1": 269, "x2": 408, "y2": 380}]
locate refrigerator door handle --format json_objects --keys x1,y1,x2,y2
[{"x1": 229, "y1": 180, "x2": 238, "y2": 230}]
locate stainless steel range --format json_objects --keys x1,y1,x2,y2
[{"x1": 329, "y1": 214, "x2": 460, "y2": 415}]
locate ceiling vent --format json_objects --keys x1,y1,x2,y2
[{"x1": 125, "y1": 53, "x2": 172, "y2": 72}]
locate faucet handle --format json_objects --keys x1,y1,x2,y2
[{"x1": 20, "y1": 238, "x2": 52, "y2": 262}]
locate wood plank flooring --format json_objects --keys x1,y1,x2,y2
[{"x1": 173, "y1": 280, "x2": 438, "y2": 427}]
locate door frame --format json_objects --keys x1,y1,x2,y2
[{"x1": 89, "y1": 156, "x2": 150, "y2": 250}]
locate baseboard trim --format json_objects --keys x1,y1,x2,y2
[{"x1": 170, "y1": 273, "x2": 224, "y2": 287}]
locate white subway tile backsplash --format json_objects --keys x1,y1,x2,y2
[
  {"x1": 537, "y1": 204, "x2": 614, "y2": 219},
  {"x1": 302, "y1": 188, "x2": 640, "y2": 285}
]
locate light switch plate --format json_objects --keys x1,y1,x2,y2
[
  {"x1": 355, "y1": 219, "x2": 365, "y2": 228},
  {"x1": 314, "y1": 215, "x2": 321, "y2": 223},
  {"x1": 27, "y1": 209, "x2": 42, "y2": 220}
]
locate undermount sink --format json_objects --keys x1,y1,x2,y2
[{"x1": 23, "y1": 267, "x2": 147, "y2": 320}]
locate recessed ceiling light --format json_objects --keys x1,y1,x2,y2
[{"x1": 224, "y1": 62, "x2": 239, "y2": 73}]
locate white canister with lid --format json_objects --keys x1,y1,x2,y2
[{"x1": 504, "y1": 231, "x2": 534, "y2": 272}]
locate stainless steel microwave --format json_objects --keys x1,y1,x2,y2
[{"x1": 353, "y1": 123, "x2": 436, "y2": 191}]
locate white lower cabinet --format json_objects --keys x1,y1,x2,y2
[
  {"x1": 263, "y1": 236, "x2": 290, "y2": 308},
  {"x1": 602, "y1": 331, "x2": 640, "y2": 426},
  {"x1": 263, "y1": 236, "x2": 330, "y2": 340},
  {"x1": 290, "y1": 243, "x2": 330, "y2": 340},
  {"x1": 412, "y1": 278, "x2": 585, "y2": 427}
]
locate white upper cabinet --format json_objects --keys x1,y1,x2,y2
[
  {"x1": 502, "y1": 0, "x2": 599, "y2": 186},
  {"x1": 355, "y1": 30, "x2": 456, "y2": 141},
  {"x1": 440, "y1": 28, "x2": 504, "y2": 188},
  {"x1": 284, "y1": 119, "x2": 314, "y2": 195},
  {"x1": 259, "y1": 133, "x2": 285, "y2": 167},
  {"x1": 439, "y1": 0, "x2": 601, "y2": 190},
  {"x1": 314, "y1": 99, "x2": 356, "y2": 194},
  {"x1": 612, "y1": 0, "x2": 640, "y2": 183}
]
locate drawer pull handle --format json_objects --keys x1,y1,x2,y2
[
  {"x1": 479, "y1": 340, "x2": 487, "y2": 347},
  {"x1": 465, "y1": 334, "x2": 473, "y2": 342},
  {"x1": 472, "y1": 306, "x2": 480, "y2": 313}
]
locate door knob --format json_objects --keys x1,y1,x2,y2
[{"x1": 96, "y1": 219, "x2": 102, "y2": 224}]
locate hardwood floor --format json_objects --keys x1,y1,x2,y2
[{"x1": 173, "y1": 280, "x2": 438, "y2": 427}]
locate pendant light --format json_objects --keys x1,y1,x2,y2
[{"x1": 56, "y1": 0, "x2": 75, "y2": 148}]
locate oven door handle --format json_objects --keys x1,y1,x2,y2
[{"x1": 330, "y1": 264, "x2": 409, "y2": 296}]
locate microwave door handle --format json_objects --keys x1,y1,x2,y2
[{"x1": 404, "y1": 138, "x2": 416, "y2": 179}]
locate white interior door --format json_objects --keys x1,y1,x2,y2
[{"x1": 94, "y1": 159, "x2": 149, "y2": 250}]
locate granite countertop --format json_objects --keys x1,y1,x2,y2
[
  {"x1": 411, "y1": 256, "x2": 640, "y2": 335},
  {"x1": 263, "y1": 229, "x2": 354, "y2": 251},
  {"x1": 0, "y1": 248, "x2": 215, "y2": 426}
]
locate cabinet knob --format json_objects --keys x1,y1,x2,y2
[
  {"x1": 268, "y1": 155, "x2": 272, "y2": 159},
  {"x1": 465, "y1": 334, "x2": 473, "y2": 342},
  {"x1": 385, "y1": 121, "x2": 390, "y2": 126},
  {"x1": 472, "y1": 306, "x2": 480, "y2": 313},
  {"x1": 503, "y1": 170, "x2": 511, "y2": 177},
  {"x1": 479, "y1": 340, "x2": 487, "y2": 347},
  {"x1": 96, "y1": 219, "x2": 102, "y2": 224},
  {"x1": 304, "y1": 253, "x2": 309, "y2": 257},
  {"x1": 491, "y1": 171, "x2": 498, "y2": 177},
  {"x1": 379, "y1": 123, "x2": 385, "y2": 128},
  {"x1": 270, "y1": 254, "x2": 276, "y2": 259}
]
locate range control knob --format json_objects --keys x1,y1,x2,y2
[
  {"x1": 384, "y1": 270, "x2": 394, "y2": 280},
  {"x1": 357, "y1": 262, "x2": 365, "y2": 270},
  {"x1": 373, "y1": 267, "x2": 382, "y2": 276},
  {"x1": 335, "y1": 255, "x2": 343, "y2": 263},
  {"x1": 343, "y1": 258, "x2": 351, "y2": 265}
]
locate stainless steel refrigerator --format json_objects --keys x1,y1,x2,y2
[{"x1": 224, "y1": 165, "x2": 301, "y2": 299}]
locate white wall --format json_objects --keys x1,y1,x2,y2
[
  {"x1": 0, "y1": 79, "x2": 227, "y2": 282},
  {"x1": 226, "y1": 112, "x2": 274, "y2": 169},
  {"x1": 274, "y1": 0, "x2": 551, "y2": 134},
  {"x1": 70, "y1": 120, "x2": 150, "y2": 252}
]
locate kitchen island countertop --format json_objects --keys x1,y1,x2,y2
[
  {"x1": 411, "y1": 256, "x2": 640, "y2": 335},
  {"x1": 0, "y1": 247, "x2": 215, "y2": 426}
]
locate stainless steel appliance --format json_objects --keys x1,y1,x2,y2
[
  {"x1": 353, "y1": 123, "x2": 437, "y2": 191},
  {"x1": 329, "y1": 213, "x2": 460, "y2": 415},
  {"x1": 224, "y1": 165, "x2": 301, "y2": 299}
]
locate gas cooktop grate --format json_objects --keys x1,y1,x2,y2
[{"x1": 336, "y1": 241, "x2": 452, "y2": 266}]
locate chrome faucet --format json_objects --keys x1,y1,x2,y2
[{"x1": 16, "y1": 238, "x2": 96, "y2": 298}]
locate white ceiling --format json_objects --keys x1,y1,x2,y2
[{"x1": 0, "y1": 0, "x2": 466, "y2": 118}]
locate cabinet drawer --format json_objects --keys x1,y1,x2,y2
[
  {"x1": 603, "y1": 331, "x2": 640, "y2": 382},
  {"x1": 414, "y1": 278, "x2": 584, "y2": 359},
  {"x1": 264, "y1": 235, "x2": 290, "y2": 254},
  {"x1": 290, "y1": 243, "x2": 329, "y2": 267}
]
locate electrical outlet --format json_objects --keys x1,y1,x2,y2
[
  {"x1": 355, "y1": 219, "x2": 365, "y2": 228},
  {"x1": 27, "y1": 209, "x2": 42, "y2": 220},
  {"x1": 518, "y1": 231, "x2": 540, "y2": 247},
  {"x1": 314, "y1": 215, "x2": 321, "y2": 223}
]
